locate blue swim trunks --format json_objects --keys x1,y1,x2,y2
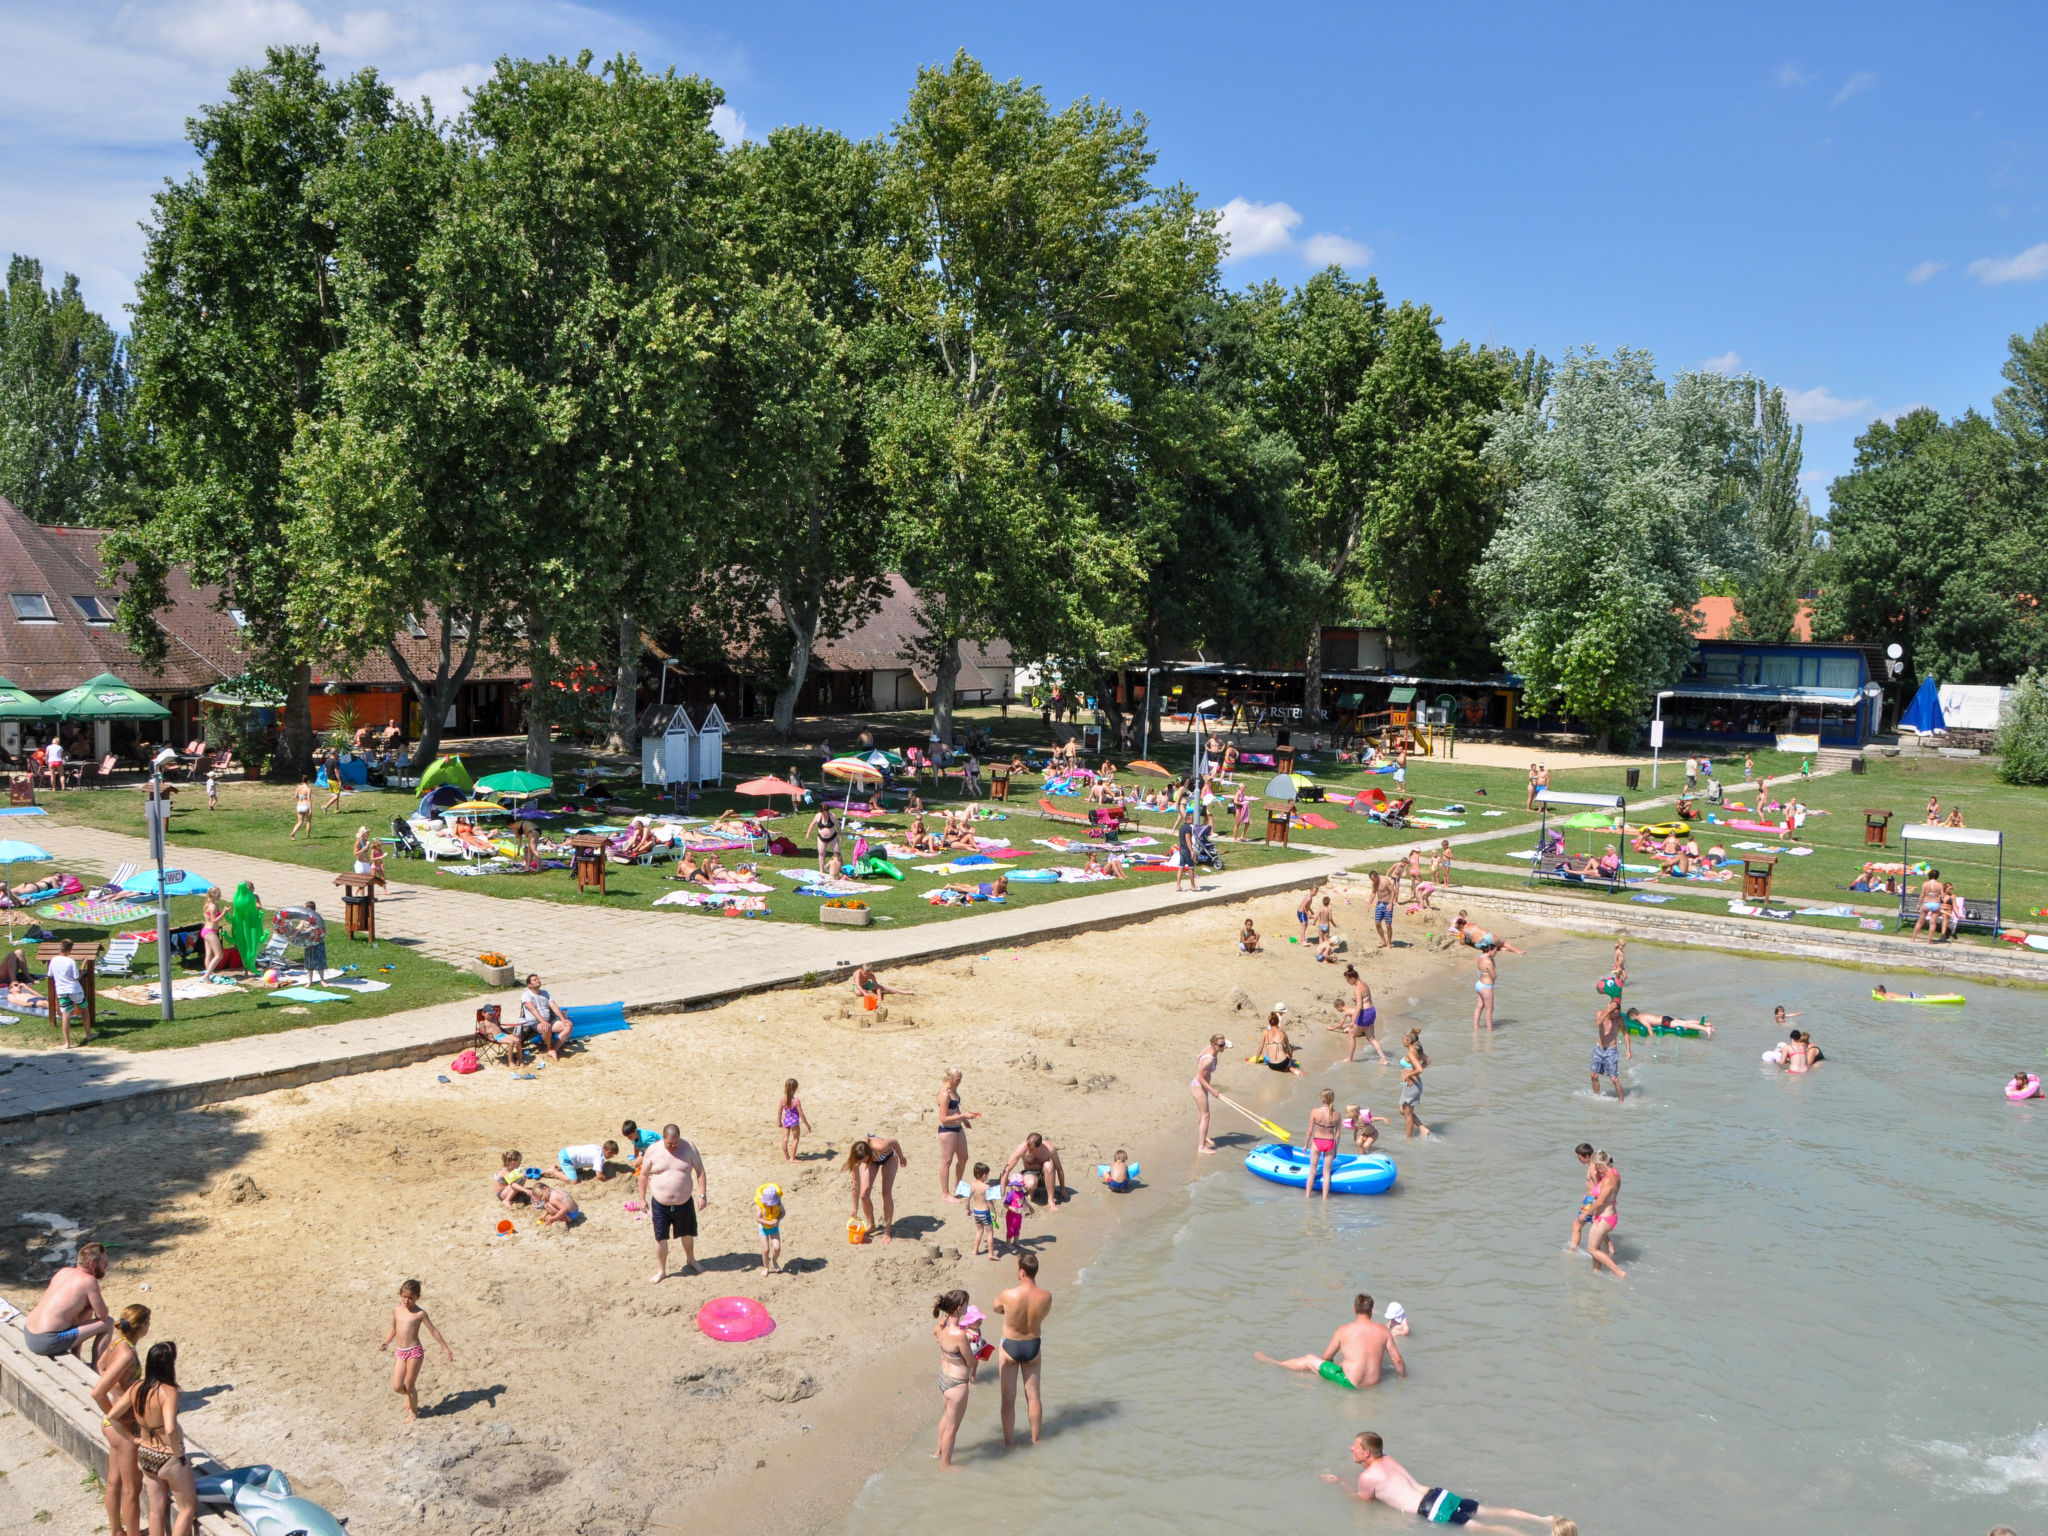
[{"x1": 1590, "y1": 1045, "x2": 1621, "y2": 1078}]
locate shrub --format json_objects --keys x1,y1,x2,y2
[{"x1": 1996, "y1": 669, "x2": 2048, "y2": 784}]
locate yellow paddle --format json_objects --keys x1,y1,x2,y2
[{"x1": 1213, "y1": 1091, "x2": 1292, "y2": 1143}]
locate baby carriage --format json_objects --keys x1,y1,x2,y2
[{"x1": 1191, "y1": 821, "x2": 1225, "y2": 871}]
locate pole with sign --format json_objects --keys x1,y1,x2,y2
[
  {"x1": 1650, "y1": 691, "x2": 1673, "y2": 790},
  {"x1": 147, "y1": 752, "x2": 176, "y2": 1021}
]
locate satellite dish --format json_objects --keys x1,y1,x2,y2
[{"x1": 1886, "y1": 643, "x2": 1903, "y2": 660}]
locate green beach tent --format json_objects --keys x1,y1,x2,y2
[{"x1": 416, "y1": 754, "x2": 474, "y2": 796}]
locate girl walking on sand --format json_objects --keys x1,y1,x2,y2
[
  {"x1": 777, "y1": 1079, "x2": 811, "y2": 1161},
  {"x1": 381, "y1": 1279, "x2": 454, "y2": 1422}
]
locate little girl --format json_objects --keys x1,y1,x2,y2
[
  {"x1": 381, "y1": 1279, "x2": 454, "y2": 1422},
  {"x1": 494, "y1": 1149, "x2": 536, "y2": 1208},
  {"x1": 756, "y1": 1183, "x2": 785, "y2": 1273},
  {"x1": 968, "y1": 1161, "x2": 998, "y2": 1261},
  {"x1": 205, "y1": 770, "x2": 219, "y2": 811},
  {"x1": 777, "y1": 1079, "x2": 811, "y2": 1160},
  {"x1": 1344, "y1": 1105, "x2": 1378, "y2": 1155},
  {"x1": 1002, "y1": 1176, "x2": 1030, "y2": 1252}
]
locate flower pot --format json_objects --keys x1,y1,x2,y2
[
  {"x1": 471, "y1": 960, "x2": 516, "y2": 987},
  {"x1": 821, "y1": 905, "x2": 873, "y2": 928}
]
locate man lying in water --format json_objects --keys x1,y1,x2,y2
[
  {"x1": 1322, "y1": 1431, "x2": 1557, "y2": 1532},
  {"x1": 1622, "y1": 1008, "x2": 1713, "y2": 1036}
]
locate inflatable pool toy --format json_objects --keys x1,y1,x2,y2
[
  {"x1": 2008, "y1": 1074, "x2": 2042, "y2": 1101},
  {"x1": 1596, "y1": 976, "x2": 1622, "y2": 999},
  {"x1": 195, "y1": 1464, "x2": 347, "y2": 1536},
  {"x1": 1625, "y1": 1017, "x2": 1709, "y2": 1038},
  {"x1": 697, "y1": 1295, "x2": 776, "y2": 1343},
  {"x1": 1763, "y1": 1044, "x2": 1787, "y2": 1064},
  {"x1": 1871, "y1": 988, "x2": 1965, "y2": 1005},
  {"x1": 1244, "y1": 1142, "x2": 1396, "y2": 1195},
  {"x1": 1633, "y1": 822, "x2": 1691, "y2": 839}
]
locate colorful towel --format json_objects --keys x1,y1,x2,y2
[
  {"x1": 40, "y1": 899, "x2": 162, "y2": 926},
  {"x1": 270, "y1": 986, "x2": 350, "y2": 1003}
]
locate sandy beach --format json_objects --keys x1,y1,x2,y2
[{"x1": 1, "y1": 884, "x2": 1503, "y2": 1534}]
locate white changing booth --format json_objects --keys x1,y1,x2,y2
[
  {"x1": 641, "y1": 706, "x2": 698, "y2": 787},
  {"x1": 690, "y1": 703, "x2": 726, "y2": 786}
]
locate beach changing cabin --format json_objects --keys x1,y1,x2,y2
[
  {"x1": 641, "y1": 706, "x2": 698, "y2": 788},
  {"x1": 690, "y1": 702, "x2": 727, "y2": 786}
]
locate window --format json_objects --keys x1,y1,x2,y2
[
  {"x1": 72, "y1": 595, "x2": 115, "y2": 624},
  {"x1": 1818, "y1": 657, "x2": 1859, "y2": 690},
  {"x1": 1760, "y1": 654, "x2": 1799, "y2": 686},
  {"x1": 405, "y1": 613, "x2": 427, "y2": 638},
  {"x1": 1702, "y1": 652, "x2": 1741, "y2": 684},
  {"x1": 228, "y1": 608, "x2": 248, "y2": 628},
  {"x1": 9, "y1": 594, "x2": 52, "y2": 622}
]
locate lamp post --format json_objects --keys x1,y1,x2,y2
[
  {"x1": 1651, "y1": 691, "x2": 1675, "y2": 789},
  {"x1": 1139, "y1": 665, "x2": 1160, "y2": 760},
  {"x1": 149, "y1": 747, "x2": 178, "y2": 1022}
]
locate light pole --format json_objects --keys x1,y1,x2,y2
[
  {"x1": 148, "y1": 747, "x2": 178, "y2": 1022},
  {"x1": 1139, "y1": 666, "x2": 1159, "y2": 760},
  {"x1": 1650, "y1": 691, "x2": 1674, "y2": 789}
]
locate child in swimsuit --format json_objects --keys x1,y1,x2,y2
[
  {"x1": 968, "y1": 1162, "x2": 998, "y2": 1260},
  {"x1": 494, "y1": 1149, "x2": 539, "y2": 1208},
  {"x1": 756, "y1": 1183, "x2": 785, "y2": 1273},
  {"x1": 1345, "y1": 1106, "x2": 1379, "y2": 1155},
  {"x1": 1003, "y1": 1178, "x2": 1030, "y2": 1247},
  {"x1": 1101, "y1": 1150, "x2": 1133, "y2": 1192},
  {"x1": 382, "y1": 1279, "x2": 454, "y2": 1421},
  {"x1": 777, "y1": 1079, "x2": 811, "y2": 1161}
]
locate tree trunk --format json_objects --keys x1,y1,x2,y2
[
  {"x1": 390, "y1": 619, "x2": 480, "y2": 773},
  {"x1": 931, "y1": 636, "x2": 961, "y2": 745},
  {"x1": 1302, "y1": 625, "x2": 1324, "y2": 733},
  {"x1": 774, "y1": 601, "x2": 819, "y2": 742},
  {"x1": 524, "y1": 616, "x2": 553, "y2": 775},
  {"x1": 282, "y1": 662, "x2": 315, "y2": 777},
  {"x1": 606, "y1": 610, "x2": 639, "y2": 756}
]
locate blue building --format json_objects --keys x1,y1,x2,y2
[{"x1": 1663, "y1": 640, "x2": 1883, "y2": 746}]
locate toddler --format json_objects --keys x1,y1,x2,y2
[
  {"x1": 205, "y1": 770, "x2": 219, "y2": 810},
  {"x1": 967, "y1": 1162, "x2": 998, "y2": 1261},
  {"x1": 1344, "y1": 1107, "x2": 1378, "y2": 1155},
  {"x1": 1239, "y1": 919, "x2": 1261, "y2": 954},
  {"x1": 1002, "y1": 1175, "x2": 1030, "y2": 1250},
  {"x1": 756, "y1": 1182, "x2": 785, "y2": 1273},
  {"x1": 1101, "y1": 1150, "x2": 1133, "y2": 1192}
]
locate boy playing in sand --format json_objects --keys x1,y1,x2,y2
[
  {"x1": 968, "y1": 1162, "x2": 999, "y2": 1261},
  {"x1": 1239, "y1": 918, "x2": 1261, "y2": 954},
  {"x1": 557, "y1": 1141, "x2": 618, "y2": 1182},
  {"x1": 756, "y1": 1183, "x2": 785, "y2": 1274},
  {"x1": 535, "y1": 1183, "x2": 579, "y2": 1227},
  {"x1": 381, "y1": 1279, "x2": 453, "y2": 1422},
  {"x1": 1101, "y1": 1151, "x2": 1133, "y2": 1192},
  {"x1": 620, "y1": 1120, "x2": 660, "y2": 1170}
]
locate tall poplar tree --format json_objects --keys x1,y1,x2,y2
[{"x1": 0, "y1": 257, "x2": 140, "y2": 526}]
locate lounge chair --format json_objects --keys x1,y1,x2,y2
[
  {"x1": 96, "y1": 936, "x2": 143, "y2": 978},
  {"x1": 410, "y1": 820, "x2": 467, "y2": 861},
  {"x1": 473, "y1": 1004, "x2": 528, "y2": 1069},
  {"x1": 1038, "y1": 796, "x2": 1089, "y2": 826}
]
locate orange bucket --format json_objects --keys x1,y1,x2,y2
[
  {"x1": 495, "y1": 1219, "x2": 514, "y2": 1234},
  {"x1": 862, "y1": 994, "x2": 879, "y2": 1012}
]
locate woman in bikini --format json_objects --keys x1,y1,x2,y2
[
  {"x1": 199, "y1": 888, "x2": 226, "y2": 980},
  {"x1": 1191, "y1": 1033, "x2": 1226, "y2": 1153},
  {"x1": 92, "y1": 1304, "x2": 150, "y2": 1536},
  {"x1": 936, "y1": 1069, "x2": 977, "y2": 1201},
  {"x1": 847, "y1": 1136, "x2": 909, "y2": 1243},
  {"x1": 1258, "y1": 1011, "x2": 1302, "y2": 1075},
  {"x1": 931, "y1": 1289, "x2": 978, "y2": 1466},
  {"x1": 1337, "y1": 964, "x2": 1387, "y2": 1064},
  {"x1": 1304, "y1": 1088, "x2": 1342, "y2": 1201},
  {"x1": 120, "y1": 1341, "x2": 199, "y2": 1536},
  {"x1": 1584, "y1": 1151, "x2": 1626, "y2": 1278}
]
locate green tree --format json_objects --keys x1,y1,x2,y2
[
  {"x1": 1731, "y1": 384, "x2": 1815, "y2": 642},
  {"x1": 1476, "y1": 348, "x2": 1757, "y2": 747},
  {"x1": 0, "y1": 256, "x2": 140, "y2": 525},
  {"x1": 122, "y1": 46, "x2": 400, "y2": 772},
  {"x1": 1996, "y1": 667, "x2": 2048, "y2": 785}
]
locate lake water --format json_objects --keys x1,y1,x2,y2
[{"x1": 836, "y1": 939, "x2": 2048, "y2": 1535}]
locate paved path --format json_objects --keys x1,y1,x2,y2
[{"x1": 0, "y1": 821, "x2": 1357, "y2": 1126}]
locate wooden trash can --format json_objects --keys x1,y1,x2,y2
[
  {"x1": 1265, "y1": 807, "x2": 1292, "y2": 846},
  {"x1": 567, "y1": 834, "x2": 609, "y2": 894},
  {"x1": 990, "y1": 764, "x2": 1010, "y2": 802},
  {"x1": 333, "y1": 872, "x2": 377, "y2": 941},
  {"x1": 1863, "y1": 809, "x2": 1892, "y2": 847},
  {"x1": 1741, "y1": 854, "x2": 1777, "y2": 901},
  {"x1": 8, "y1": 774, "x2": 34, "y2": 806},
  {"x1": 1275, "y1": 745, "x2": 1296, "y2": 776}
]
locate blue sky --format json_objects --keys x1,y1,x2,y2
[{"x1": 4, "y1": 0, "x2": 2045, "y2": 494}]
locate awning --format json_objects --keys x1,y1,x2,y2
[
  {"x1": 1667, "y1": 686, "x2": 1864, "y2": 706},
  {"x1": 1901, "y1": 824, "x2": 2002, "y2": 848}
]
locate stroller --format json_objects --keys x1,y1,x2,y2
[
  {"x1": 390, "y1": 816, "x2": 427, "y2": 859},
  {"x1": 1191, "y1": 820, "x2": 1225, "y2": 872}
]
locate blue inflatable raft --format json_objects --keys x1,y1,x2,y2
[{"x1": 1244, "y1": 1142, "x2": 1396, "y2": 1195}]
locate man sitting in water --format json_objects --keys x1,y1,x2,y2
[
  {"x1": 1257, "y1": 1293, "x2": 1405, "y2": 1389},
  {"x1": 1323, "y1": 1431, "x2": 1557, "y2": 1532}
]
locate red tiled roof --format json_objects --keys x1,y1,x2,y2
[
  {"x1": 811, "y1": 574, "x2": 1013, "y2": 689},
  {"x1": 1689, "y1": 596, "x2": 1813, "y2": 642}
]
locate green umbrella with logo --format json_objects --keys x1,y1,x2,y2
[
  {"x1": 0, "y1": 676, "x2": 55, "y2": 720},
  {"x1": 42, "y1": 673, "x2": 170, "y2": 720}
]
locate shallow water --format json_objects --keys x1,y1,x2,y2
[{"x1": 836, "y1": 940, "x2": 2048, "y2": 1534}]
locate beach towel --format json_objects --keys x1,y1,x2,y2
[
  {"x1": 1795, "y1": 905, "x2": 1857, "y2": 918},
  {"x1": 1631, "y1": 894, "x2": 1674, "y2": 904},
  {"x1": 564, "y1": 1001, "x2": 630, "y2": 1037},
  {"x1": 106, "y1": 976, "x2": 246, "y2": 1005},
  {"x1": 39, "y1": 899, "x2": 161, "y2": 927},
  {"x1": 0, "y1": 807, "x2": 47, "y2": 816},
  {"x1": 269, "y1": 986, "x2": 350, "y2": 1003},
  {"x1": 1295, "y1": 813, "x2": 1339, "y2": 830},
  {"x1": 1007, "y1": 868, "x2": 1061, "y2": 882}
]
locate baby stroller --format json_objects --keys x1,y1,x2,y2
[
  {"x1": 1192, "y1": 820, "x2": 1225, "y2": 872},
  {"x1": 389, "y1": 816, "x2": 427, "y2": 859}
]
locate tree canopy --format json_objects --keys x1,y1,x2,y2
[{"x1": 0, "y1": 257, "x2": 140, "y2": 527}]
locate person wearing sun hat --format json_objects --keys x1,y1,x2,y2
[{"x1": 756, "y1": 1182, "x2": 785, "y2": 1274}]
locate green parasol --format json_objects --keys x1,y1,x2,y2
[
  {"x1": 42, "y1": 673, "x2": 169, "y2": 720},
  {"x1": 476, "y1": 770, "x2": 553, "y2": 797},
  {"x1": 0, "y1": 677, "x2": 54, "y2": 720}
]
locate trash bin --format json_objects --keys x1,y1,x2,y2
[
  {"x1": 1626, "y1": 767, "x2": 1640, "y2": 790},
  {"x1": 1850, "y1": 756, "x2": 1867, "y2": 775}
]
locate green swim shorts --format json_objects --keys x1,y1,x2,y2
[{"x1": 1318, "y1": 1358, "x2": 1356, "y2": 1389}]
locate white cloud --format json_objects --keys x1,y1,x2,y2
[
  {"x1": 390, "y1": 61, "x2": 487, "y2": 115},
  {"x1": 711, "y1": 102, "x2": 747, "y2": 147},
  {"x1": 115, "y1": 0, "x2": 411, "y2": 68},
  {"x1": 1773, "y1": 62, "x2": 1811, "y2": 87},
  {"x1": 1967, "y1": 242, "x2": 2048, "y2": 285},
  {"x1": 1216, "y1": 197, "x2": 1301, "y2": 260},
  {"x1": 1701, "y1": 350, "x2": 1742, "y2": 375},
  {"x1": 1782, "y1": 385, "x2": 1874, "y2": 424},
  {"x1": 1907, "y1": 259, "x2": 1946, "y2": 283},
  {"x1": 1302, "y1": 231, "x2": 1370, "y2": 268},
  {"x1": 1832, "y1": 71, "x2": 1876, "y2": 106}
]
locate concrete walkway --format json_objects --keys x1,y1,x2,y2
[{"x1": 0, "y1": 821, "x2": 1358, "y2": 1128}]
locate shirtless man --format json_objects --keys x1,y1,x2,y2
[
  {"x1": 1256, "y1": 1292, "x2": 1405, "y2": 1389},
  {"x1": 1322, "y1": 1431, "x2": 1555, "y2": 1533},
  {"x1": 22, "y1": 1241, "x2": 112, "y2": 1359},
  {"x1": 992, "y1": 1250, "x2": 1053, "y2": 1448},
  {"x1": 1589, "y1": 995, "x2": 1628, "y2": 1101},
  {"x1": 1000, "y1": 1132, "x2": 1066, "y2": 1206},
  {"x1": 1912, "y1": 869, "x2": 1945, "y2": 942},
  {"x1": 1296, "y1": 882, "x2": 1322, "y2": 945},
  {"x1": 637, "y1": 1124, "x2": 710, "y2": 1282},
  {"x1": 1372, "y1": 865, "x2": 1400, "y2": 949}
]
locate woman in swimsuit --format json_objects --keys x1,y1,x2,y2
[
  {"x1": 1258, "y1": 1012, "x2": 1302, "y2": 1076},
  {"x1": 937, "y1": 1069, "x2": 976, "y2": 1200},
  {"x1": 1190, "y1": 1033, "x2": 1226, "y2": 1154},
  {"x1": 1585, "y1": 1152, "x2": 1625, "y2": 1279},
  {"x1": 199, "y1": 888, "x2": 226, "y2": 980},
  {"x1": 92, "y1": 1304, "x2": 150, "y2": 1536},
  {"x1": 931, "y1": 1289, "x2": 978, "y2": 1466},
  {"x1": 1337, "y1": 964, "x2": 1386, "y2": 1064},
  {"x1": 1785, "y1": 1029, "x2": 1824, "y2": 1071},
  {"x1": 119, "y1": 1340, "x2": 199, "y2": 1536},
  {"x1": 808, "y1": 806, "x2": 842, "y2": 875},
  {"x1": 1304, "y1": 1088, "x2": 1341, "y2": 1201},
  {"x1": 1472, "y1": 946, "x2": 1498, "y2": 1031},
  {"x1": 847, "y1": 1136, "x2": 909, "y2": 1243}
]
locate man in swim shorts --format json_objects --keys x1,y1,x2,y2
[
  {"x1": 1372, "y1": 866, "x2": 1399, "y2": 948},
  {"x1": 1322, "y1": 1431, "x2": 1556, "y2": 1532},
  {"x1": 637, "y1": 1123, "x2": 710, "y2": 1283},
  {"x1": 993, "y1": 1250, "x2": 1053, "y2": 1447},
  {"x1": 21, "y1": 1241, "x2": 112, "y2": 1359},
  {"x1": 1589, "y1": 995, "x2": 1628, "y2": 1101},
  {"x1": 1256, "y1": 1292, "x2": 1405, "y2": 1389},
  {"x1": 1000, "y1": 1131, "x2": 1067, "y2": 1207}
]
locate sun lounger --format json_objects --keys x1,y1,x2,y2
[
  {"x1": 409, "y1": 820, "x2": 467, "y2": 861},
  {"x1": 1038, "y1": 797, "x2": 1089, "y2": 826}
]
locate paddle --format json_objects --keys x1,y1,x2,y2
[{"x1": 1212, "y1": 1091, "x2": 1292, "y2": 1143}]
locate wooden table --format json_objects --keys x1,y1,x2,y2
[
  {"x1": 1741, "y1": 854, "x2": 1778, "y2": 901},
  {"x1": 567, "y1": 834, "x2": 609, "y2": 894},
  {"x1": 1864, "y1": 809, "x2": 1892, "y2": 847},
  {"x1": 333, "y1": 872, "x2": 378, "y2": 941}
]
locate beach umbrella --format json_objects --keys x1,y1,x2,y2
[
  {"x1": 1128, "y1": 759, "x2": 1172, "y2": 779},
  {"x1": 0, "y1": 678, "x2": 54, "y2": 721},
  {"x1": 476, "y1": 770, "x2": 553, "y2": 797},
  {"x1": 43, "y1": 673, "x2": 170, "y2": 720},
  {"x1": 448, "y1": 799, "x2": 510, "y2": 816},
  {"x1": 0, "y1": 839, "x2": 50, "y2": 899},
  {"x1": 737, "y1": 776, "x2": 803, "y2": 796},
  {"x1": 1562, "y1": 810, "x2": 1620, "y2": 830},
  {"x1": 823, "y1": 756, "x2": 882, "y2": 810},
  {"x1": 1264, "y1": 773, "x2": 1299, "y2": 802}
]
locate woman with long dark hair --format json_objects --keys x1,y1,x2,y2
[
  {"x1": 119, "y1": 1340, "x2": 198, "y2": 1536},
  {"x1": 91, "y1": 1304, "x2": 150, "y2": 1536}
]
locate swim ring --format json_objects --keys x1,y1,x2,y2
[
  {"x1": 2007, "y1": 1074, "x2": 2042, "y2": 1102},
  {"x1": 697, "y1": 1295, "x2": 776, "y2": 1343},
  {"x1": 1244, "y1": 1142, "x2": 1396, "y2": 1195}
]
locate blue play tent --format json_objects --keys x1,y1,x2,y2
[{"x1": 1899, "y1": 676, "x2": 1946, "y2": 734}]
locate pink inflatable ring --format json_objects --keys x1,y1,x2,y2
[
  {"x1": 698, "y1": 1295, "x2": 776, "y2": 1342},
  {"x1": 2006, "y1": 1074, "x2": 2042, "y2": 1103}
]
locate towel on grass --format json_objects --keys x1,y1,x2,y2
[
  {"x1": 1631, "y1": 893, "x2": 1675, "y2": 904},
  {"x1": 1860, "y1": 918, "x2": 1886, "y2": 931},
  {"x1": 1795, "y1": 905, "x2": 1858, "y2": 918},
  {"x1": 269, "y1": 986, "x2": 350, "y2": 1003}
]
